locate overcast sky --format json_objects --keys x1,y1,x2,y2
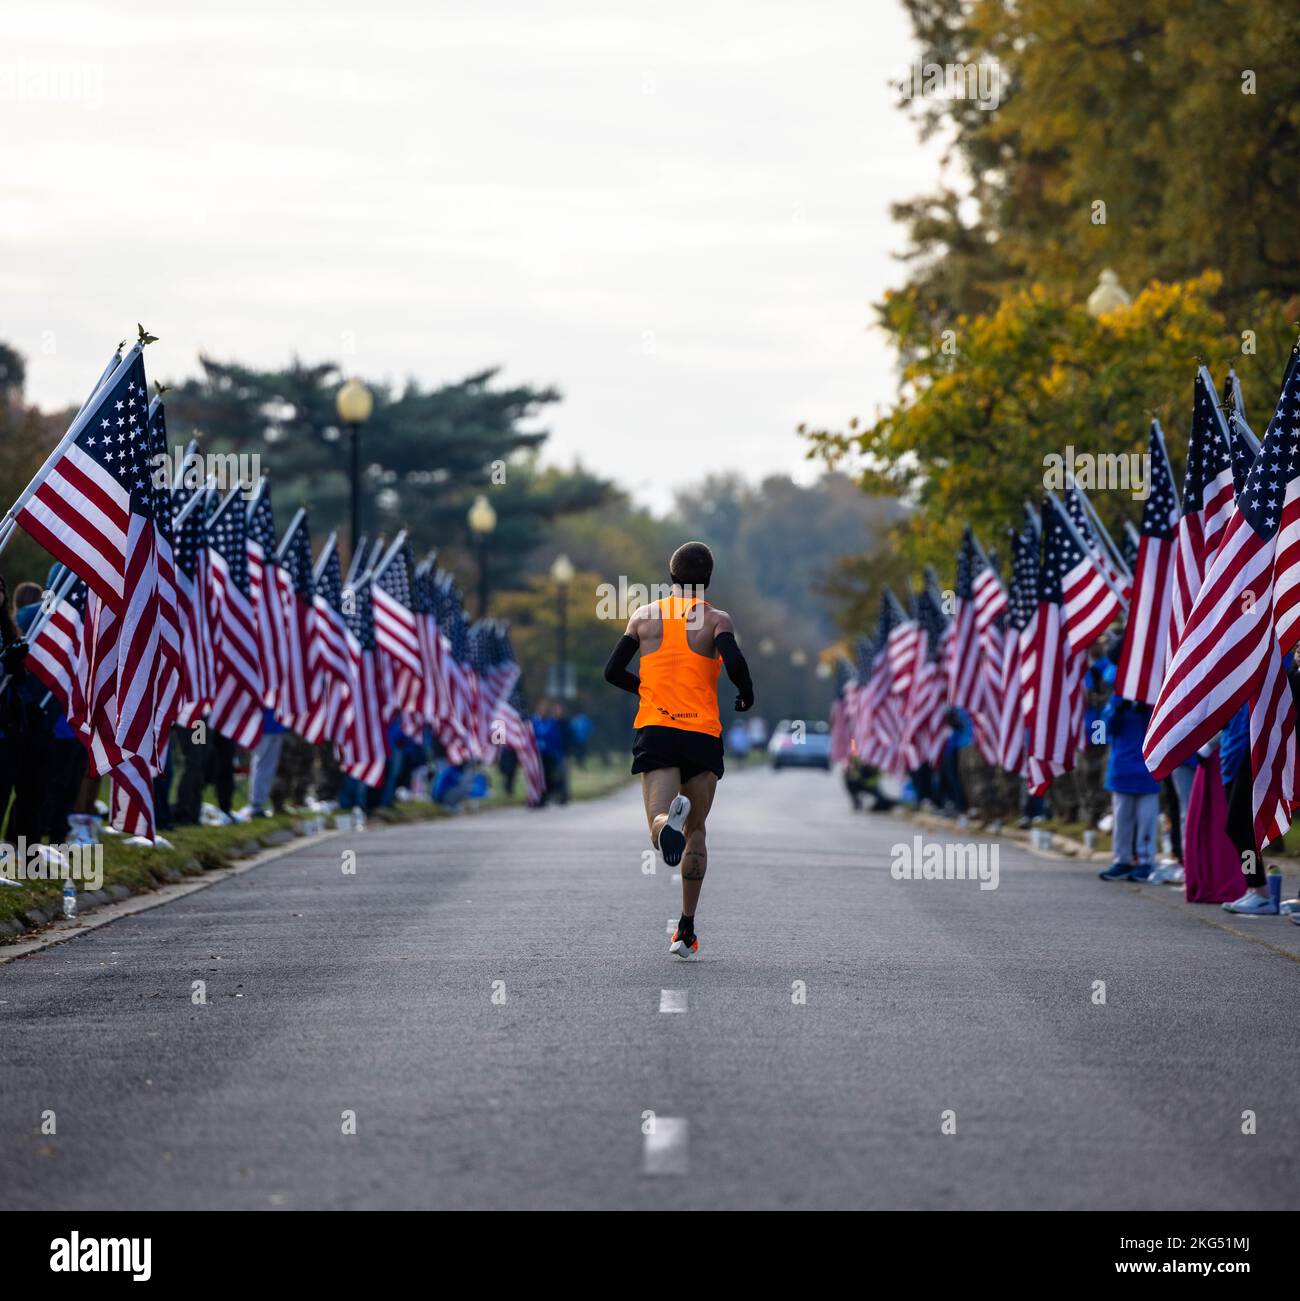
[{"x1": 4, "y1": 0, "x2": 940, "y2": 511}]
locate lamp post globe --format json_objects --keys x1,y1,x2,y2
[{"x1": 1086, "y1": 269, "x2": 1132, "y2": 319}]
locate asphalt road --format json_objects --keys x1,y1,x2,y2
[{"x1": 2, "y1": 767, "x2": 1297, "y2": 1210}]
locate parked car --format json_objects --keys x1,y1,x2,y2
[{"x1": 768, "y1": 719, "x2": 832, "y2": 770}]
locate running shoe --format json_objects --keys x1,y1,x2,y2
[
  {"x1": 1126, "y1": 863, "x2": 1155, "y2": 882},
  {"x1": 658, "y1": 795, "x2": 691, "y2": 866},
  {"x1": 1222, "y1": 891, "x2": 1279, "y2": 915},
  {"x1": 1280, "y1": 898, "x2": 1300, "y2": 916},
  {"x1": 669, "y1": 928, "x2": 699, "y2": 959}
]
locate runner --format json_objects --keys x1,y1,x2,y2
[{"x1": 603, "y1": 542, "x2": 755, "y2": 958}]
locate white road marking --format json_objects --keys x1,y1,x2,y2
[
  {"x1": 671, "y1": 873, "x2": 681, "y2": 883},
  {"x1": 659, "y1": 988, "x2": 688, "y2": 1013},
  {"x1": 666, "y1": 917, "x2": 677, "y2": 935},
  {"x1": 643, "y1": 1117, "x2": 689, "y2": 1175}
]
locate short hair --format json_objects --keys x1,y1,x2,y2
[
  {"x1": 669, "y1": 541, "x2": 713, "y2": 589},
  {"x1": 12, "y1": 582, "x2": 42, "y2": 609}
]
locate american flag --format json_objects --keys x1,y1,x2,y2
[
  {"x1": 146, "y1": 398, "x2": 182, "y2": 747},
  {"x1": 371, "y1": 538, "x2": 424, "y2": 718},
  {"x1": 52, "y1": 351, "x2": 163, "y2": 781},
  {"x1": 111, "y1": 755, "x2": 156, "y2": 841},
  {"x1": 1146, "y1": 348, "x2": 1300, "y2": 845},
  {"x1": 861, "y1": 596, "x2": 905, "y2": 773},
  {"x1": 246, "y1": 483, "x2": 284, "y2": 710},
  {"x1": 304, "y1": 536, "x2": 352, "y2": 746},
  {"x1": 884, "y1": 586, "x2": 921, "y2": 703},
  {"x1": 847, "y1": 636, "x2": 875, "y2": 762},
  {"x1": 207, "y1": 488, "x2": 265, "y2": 748},
  {"x1": 14, "y1": 345, "x2": 147, "y2": 614},
  {"x1": 1114, "y1": 420, "x2": 1180, "y2": 704},
  {"x1": 338, "y1": 576, "x2": 388, "y2": 786},
  {"x1": 412, "y1": 560, "x2": 447, "y2": 730},
  {"x1": 996, "y1": 524, "x2": 1038, "y2": 774},
  {"x1": 474, "y1": 621, "x2": 522, "y2": 722},
  {"x1": 26, "y1": 573, "x2": 86, "y2": 712},
  {"x1": 948, "y1": 533, "x2": 1006, "y2": 765},
  {"x1": 902, "y1": 586, "x2": 950, "y2": 768},
  {"x1": 173, "y1": 452, "x2": 215, "y2": 729},
  {"x1": 1026, "y1": 497, "x2": 1087, "y2": 795},
  {"x1": 1168, "y1": 367, "x2": 1235, "y2": 658},
  {"x1": 829, "y1": 658, "x2": 854, "y2": 766},
  {"x1": 274, "y1": 510, "x2": 319, "y2": 735},
  {"x1": 947, "y1": 529, "x2": 984, "y2": 712},
  {"x1": 1059, "y1": 487, "x2": 1124, "y2": 652},
  {"x1": 431, "y1": 572, "x2": 479, "y2": 762},
  {"x1": 500, "y1": 679, "x2": 545, "y2": 805}
]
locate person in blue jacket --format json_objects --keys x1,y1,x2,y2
[{"x1": 1098, "y1": 696, "x2": 1162, "y2": 881}]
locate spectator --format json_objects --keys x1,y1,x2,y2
[
  {"x1": 246, "y1": 708, "x2": 286, "y2": 816},
  {"x1": 569, "y1": 712, "x2": 592, "y2": 766},
  {"x1": 725, "y1": 718, "x2": 751, "y2": 760},
  {"x1": 10, "y1": 579, "x2": 54, "y2": 845},
  {"x1": 936, "y1": 706, "x2": 970, "y2": 816},
  {"x1": 532, "y1": 700, "x2": 570, "y2": 805},
  {"x1": 0, "y1": 573, "x2": 30, "y2": 842},
  {"x1": 1097, "y1": 697, "x2": 1161, "y2": 881}
]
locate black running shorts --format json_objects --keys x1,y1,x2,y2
[{"x1": 631, "y1": 725, "x2": 725, "y2": 783}]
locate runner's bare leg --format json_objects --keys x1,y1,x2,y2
[
  {"x1": 642, "y1": 769, "x2": 681, "y2": 848},
  {"x1": 677, "y1": 770, "x2": 717, "y2": 916}
]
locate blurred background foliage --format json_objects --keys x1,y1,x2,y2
[{"x1": 805, "y1": 0, "x2": 1300, "y2": 602}]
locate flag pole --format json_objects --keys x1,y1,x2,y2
[
  {"x1": 1024, "y1": 502, "x2": 1041, "y2": 536},
  {"x1": 345, "y1": 535, "x2": 368, "y2": 586},
  {"x1": 0, "y1": 343, "x2": 143, "y2": 563},
  {"x1": 1150, "y1": 417, "x2": 1181, "y2": 514},
  {"x1": 313, "y1": 532, "x2": 338, "y2": 584},
  {"x1": 369, "y1": 530, "x2": 407, "y2": 582},
  {"x1": 1203, "y1": 363, "x2": 1260, "y2": 454},
  {"x1": 172, "y1": 478, "x2": 216, "y2": 529},
  {"x1": 245, "y1": 477, "x2": 266, "y2": 521},
  {"x1": 276, "y1": 509, "x2": 307, "y2": 563},
  {"x1": 1045, "y1": 489, "x2": 1129, "y2": 610},
  {"x1": 1067, "y1": 477, "x2": 1131, "y2": 581}
]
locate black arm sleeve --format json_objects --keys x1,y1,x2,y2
[
  {"x1": 603, "y1": 633, "x2": 641, "y2": 695},
  {"x1": 715, "y1": 632, "x2": 754, "y2": 712}
]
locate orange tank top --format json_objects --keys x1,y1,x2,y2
[{"x1": 634, "y1": 595, "x2": 723, "y2": 737}]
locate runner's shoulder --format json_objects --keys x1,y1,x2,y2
[
  {"x1": 707, "y1": 606, "x2": 735, "y2": 634},
  {"x1": 625, "y1": 602, "x2": 659, "y2": 635}
]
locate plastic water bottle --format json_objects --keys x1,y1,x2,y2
[{"x1": 62, "y1": 880, "x2": 76, "y2": 921}]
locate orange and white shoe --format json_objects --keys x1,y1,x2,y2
[{"x1": 668, "y1": 928, "x2": 699, "y2": 959}]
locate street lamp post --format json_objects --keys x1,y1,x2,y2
[
  {"x1": 335, "y1": 378, "x2": 374, "y2": 556},
  {"x1": 467, "y1": 494, "x2": 498, "y2": 616},
  {"x1": 550, "y1": 552, "x2": 575, "y2": 699}
]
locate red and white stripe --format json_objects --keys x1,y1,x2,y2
[
  {"x1": 339, "y1": 634, "x2": 387, "y2": 787},
  {"x1": 208, "y1": 547, "x2": 265, "y2": 748}
]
